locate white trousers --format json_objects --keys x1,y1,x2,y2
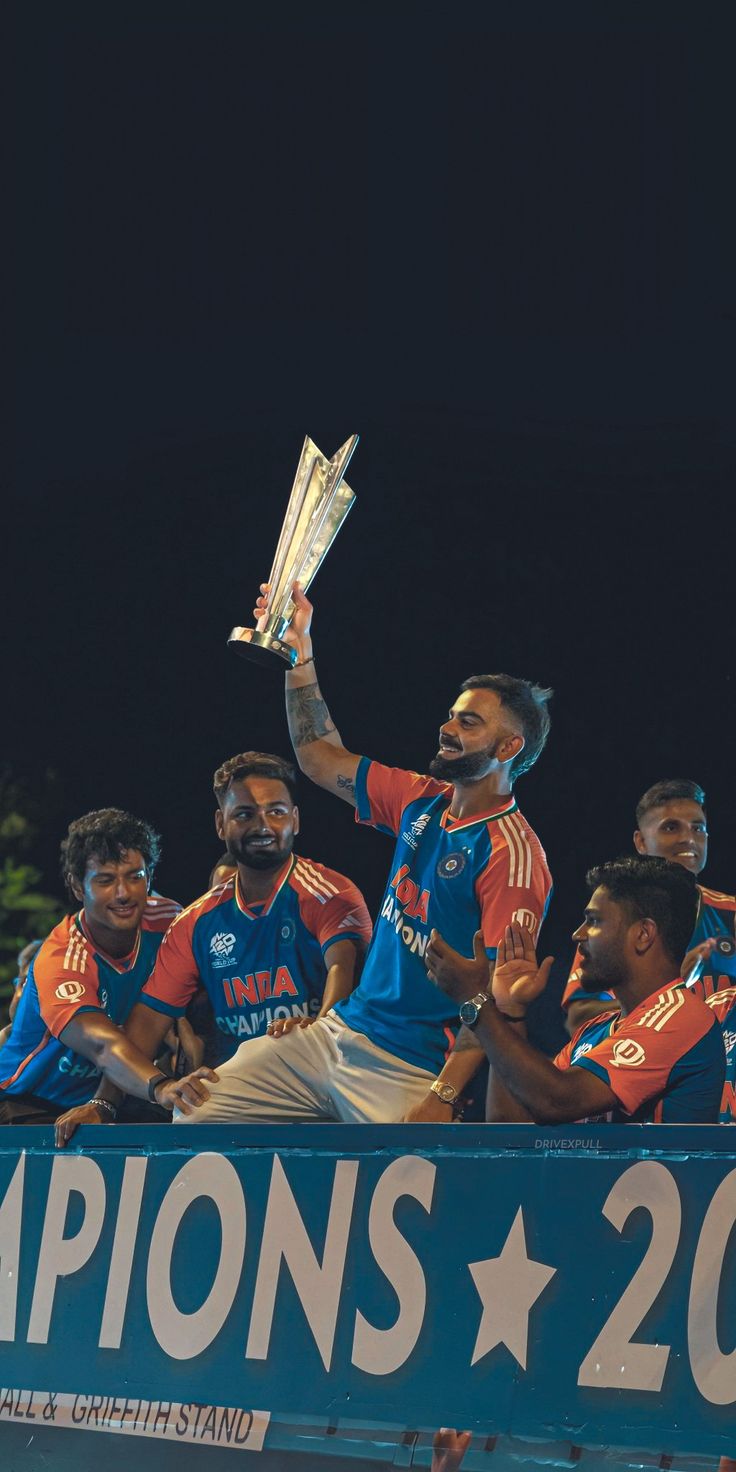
[{"x1": 173, "y1": 1012, "x2": 434, "y2": 1125}]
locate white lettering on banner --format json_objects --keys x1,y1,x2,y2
[
  {"x1": 352, "y1": 1156, "x2": 436, "y2": 1375},
  {"x1": 0, "y1": 1388, "x2": 269, "y2": 1449},
  {"x1": 147, "y1": 1154, "x2": 246, "y2": 1360},
  {"x1": 246, "y1": 1156, "x2": 358, "y2": 1371},
  {"x1": 28, "y1": 1157, "x2": 107, "y2": 1344},
  {"x1": 100, "y1": 1157, "x2": 148, "y2": 1349},
  {"x1": 688, "y1": 1166, "x2": 736, "y2": 1405},
  {"x1": 0, "y1": 1155, "x2": 24, "y2": 1342},
  {"x1": 577, "y1": 1161, "x2": 681, "y2": 1391},
  {"x1": 0, "y1": 1150, "x2": 733, "y2": 1408}
]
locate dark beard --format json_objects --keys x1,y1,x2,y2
[
  {"x1": 429, "y1": 748, "x2": 497, "y2": 783},
  {"x1": 232, "y1": 840, "x2": 291, "y2": 872}
]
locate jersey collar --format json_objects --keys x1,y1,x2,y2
[
  {"x1": 440, "y1": 794, "x2": 517, "y2": 833},
  {"x1": 234, "y1": 856, "x2": 295, "y2": 919},
  {"x1": 76, "y1": 911, "x2": 142, "y2": 973}
]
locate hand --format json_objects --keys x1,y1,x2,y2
[
  {"x1": 682, "y1": 936, "x2": 718, "y2": 983},
  {"x1": 404, "y1": 1093, "x2": 454, "y2": 1123},
  {"x1": 492, "y1": 922, "x2": 553, "y2": 1016},
  {"x1": 55, "y1": 1100, "x2": 113, "y2": 1149},
  {"x1": 253, "y1": 580, "x2": 313, "y2": 661},
  {"x1": 267, "y1": 1015, "x2": 316, "y2": 1038},
  {"x1": 426, "y1": 929, "x2": 490, "y2": 1003},
  {"x1": 154, "y1": 1067, "x2": 219, "y2": 1114},
  {"x1": 431, "y1": 1428, "x2": 472, "y2": 1471}
]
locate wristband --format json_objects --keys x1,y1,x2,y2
[
  {"x1": 503, "y1": 1013, "x2": 527, "y2": 1023},
  {"x1": 91, "y1": 1097, "x2": 118, "y2": 1119},
  {"x1": 147, "y1": 1072, "x2": 168, "y2": 1103},
  {"x1": 294, "y1": 654, "x2": 315, "y2": 669}
]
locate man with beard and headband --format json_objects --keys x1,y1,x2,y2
[
  {"x1": 427, "y1": 856, "x2": 724, "y2": 1125},
  {"x1": 171, "y1": 586, "x2": 552, "y2": 1127}
]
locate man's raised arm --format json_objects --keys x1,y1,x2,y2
[{"x1": 254, "y1": 582, "x2": 362, "y2": 804}]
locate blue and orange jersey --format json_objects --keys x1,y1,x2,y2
[
  {"x1": 704, "y1": 986, "x2": 736, "y2": 1122},
  {"x1": 0, "y1": 895, "x2": 180, "y2": 1109},
  {"x1": 139, "y1": 855, "x2": 372, "y2": 1055},
  {"x1": 335, "y1": 759, "x2": 552, "y2": 1074},
  {"x1": 555, "y1": 982, "x2": 725, "y2": 1123},
  {"x1": 561, "y1": 882, "x2": 736, "y2": 1013}
]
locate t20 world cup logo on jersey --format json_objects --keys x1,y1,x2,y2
[
  {"x1": 401, "y1": 813, "x2": 431, "y2": 851},
  {"x1": 210, "y1": 932, "x2": 237, "y2": 969}
]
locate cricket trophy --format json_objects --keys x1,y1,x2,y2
[{"x1": 228, "y1": 434, "x2": 358, "y2": 667}]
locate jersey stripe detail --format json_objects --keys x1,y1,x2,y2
[
  {"x1": 508, "y1": 812, "x2": 533, "y2": 889},
  {"x1": 498, "y1": 814, "x2": 533, "y2": 889},
  {"x1": 0, "y1": 1030, "x2": 53, "y2": 1090},
  {"x1": 63, "y1": 929, "x2": 88, "y2": 974},
  {"x1": 293, "y1": 866, "x2": 328, "y2": 904},
  {"x1": 636, "y1": 988, "x2": 685, "y2": 1031},
  {"x1": 296, "y1": 858, "x2": 340, "y2": 896}
]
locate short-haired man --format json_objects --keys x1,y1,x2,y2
[
  {"x1": 0, "y1": 809, "x2": 215, "y2": 1132},
  {"x1": 56, "y1": 755, "x2": 372, "y2": 1143},
  {"x1": 121, "y1": 751, "x2": 372, "y2": 1055},
  {"x1": 428, "y1": 856, "x2": 725, "y2": 1125},
  {"x1": 173, "y1": 588, "x2": 552, "y2": 1125},
  {"x1": 562, "y1": 780, "x2": 736, "y2": 1122}
]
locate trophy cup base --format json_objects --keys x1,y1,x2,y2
[{"x1": 227, "y1": 627, "x2": 297, "y2": 668}]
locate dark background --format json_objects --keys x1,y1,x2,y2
[{"x1": 9, "y1": 2, "x2": 736, "y2": 1048}]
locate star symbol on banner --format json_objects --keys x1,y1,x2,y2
[{"x1": 467, "y1": 1206, "x2": 556, "y2": 1368}]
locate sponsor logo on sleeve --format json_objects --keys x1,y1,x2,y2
[
  {"x1": 338, "y1": 912, "x2": 360, "y2": 930},
  {"x1": 55, "y1": 980, "x2": 85, "y2": 1002},
  {"x1": 512, "y1": 908, "x2": 540, "y2": 941},
  {"x1": 609, "y1": 1038, "x2": 646, "y2": 1069}
]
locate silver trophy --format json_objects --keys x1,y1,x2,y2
[{"x1": 228, "y1": 434, "x2": 358, "y2": 667}]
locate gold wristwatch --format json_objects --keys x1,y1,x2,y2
[{"x1": 430, "y1": 1079, "x2": 460, "y2": 1108}]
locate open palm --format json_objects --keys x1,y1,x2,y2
[{"x1": 492, "y1": 921, "x2": 554, "y2": 1015}]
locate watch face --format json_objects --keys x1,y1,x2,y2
[{"x1": 459, "y1": 999, "x2": 479, "y2": 1026}]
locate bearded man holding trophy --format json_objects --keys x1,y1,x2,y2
[{"x1": 175, "y1": 435, "x2": 553, "y2": 1126}]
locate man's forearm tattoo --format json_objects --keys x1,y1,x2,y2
[
  {"x1": 286, "y1": 679, "x2": 337, "y2": 747},
  {"x1": 336, "y1": 774, "x2": 355, "y2": 796}
]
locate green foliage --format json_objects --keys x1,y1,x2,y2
[{"x1": 0, "y1": 775, "x2": 63, "y2": 1012}]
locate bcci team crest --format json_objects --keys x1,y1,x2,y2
[
  {"x1": 716, "y1": 936, "x2": 736, "y2": 958},
  {"x1": 437, "y1": 851, "x2": 466, "y2": 880},
  {"x1": 280, "y1": 919, "x2": 295, "y2": 944},
  {"x1": 210, "y1": 932, "x2": 237, "y2": 969}
]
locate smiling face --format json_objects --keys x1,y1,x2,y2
[
  {"x1": 633, "y1": 799, "x2": 708, "y2": 875},
  {"x1": 428, "y1": 688, "x2": 524, "y2": 784},
  {"x1": 216, "y1": 776, "x2": 299, "y2": 872},
  {"x1": 70, "y1": 849, "x2": 150, "y2": 951}
]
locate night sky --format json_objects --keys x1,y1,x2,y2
[{"x1": 9, "y1": 3, "x2": 736, "y2": 1049}]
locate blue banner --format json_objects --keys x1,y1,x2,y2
[{"x1": 0, "y1": 1124, "x2": 733, "y2": 1464}]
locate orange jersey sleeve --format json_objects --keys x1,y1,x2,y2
[
  {"x1": 140, "y1": 904, "x2": 201, "y2": 1014},
  {"x1": 355, "y1": 758, "x2": 449, "y2": 837},
  {"x1": 556, "y1": 986, "x2": 717, "y2": 1116},
  {"x1": 291, "y1": 859, "x2": 373, "y2": 952},
  {"x1": 33, "y1": 918, "x2": 104, "y2": 1038},
  {"x1": 475, "y1": 812, "x2": 552, "y2": 955}
]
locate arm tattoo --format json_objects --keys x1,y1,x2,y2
[
  {"x1": 286, "y1": 680, "x2": 337, "y2": 748},
  {"x1": 336, "y1": 774, "x2": 355, "y2": 796}
]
